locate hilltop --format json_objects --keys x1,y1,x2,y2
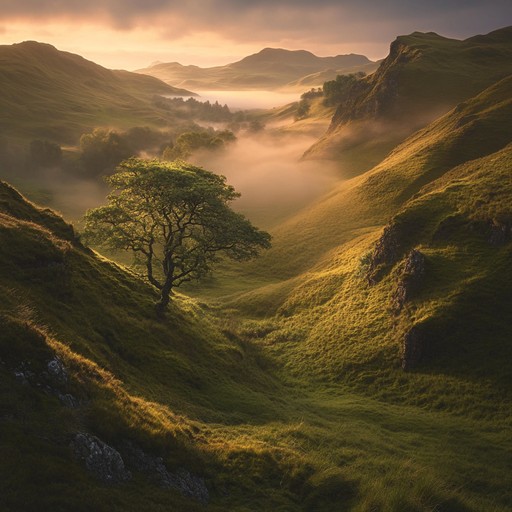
[
  {"x1": 136, "y1": 48, "x2": 378, "y2": 91},
  {"x1": 0, "y1": 41, "x2": 194, "y2": 144},
  {"x1": 306, "y1": 26, "x2": 512, "y2": 171}
]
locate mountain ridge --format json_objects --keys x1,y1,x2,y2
[
  {"x1": 305, "y1": 26, "x2": 512, "y2": 166},
  {"x1": 0, "y1": 40, "x2": 195, "y2": 144},
  {"x1": 136, "y1": 47, "x2": 377, "y2": 91}
]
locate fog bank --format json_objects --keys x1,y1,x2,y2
[{"x1": 192, "y1": 131, "x2": 339, "y2": 228}]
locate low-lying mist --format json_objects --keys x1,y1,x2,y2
[
  {"x1": 191, "y1": 131, "x2": 340, "y2": 228},
  {"x1": 192, "y1": 90, "x2": 301, "y2": 110}
]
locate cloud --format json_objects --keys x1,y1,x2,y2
[
  {"x1": 2, "y1": 0, "x2": 511, "y2": 67},
  {"x1": 3, "y1": 0, "x2": 511, "y2": 41}
]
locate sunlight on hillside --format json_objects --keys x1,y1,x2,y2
[{"x1": 1, "y1": 9, "x2": 512, "y2": 511}]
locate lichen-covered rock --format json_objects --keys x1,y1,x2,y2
[
  {"x1": 401, "y1": 325, "x2": 425, "y2": 371},
  {"x1": 47, "y1": 356, "x2": 68, "y2": 384},
  {"x1": 72, "y1": 433, "x2": 131, "y2": 483},
  {"x1": 169, "y1": 468, "x2": 209, "y2": 504},
  {"x1": 392, "y1": 249, "x2": 426, "y2": 312},
  {"x1": 121, "y1": 441, "x2": 209, "y2": 503}
]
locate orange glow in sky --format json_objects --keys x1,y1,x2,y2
[{"x1": 1, "y1": 2, "x2": 510, "y2": 70}]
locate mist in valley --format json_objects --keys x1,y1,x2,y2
[
  {"x1": 189, "y1": 130, "x2": 339, "y2": 228},
  {"x1": 2, "y1": 90, "x2": 339, "y2": 231},
  {"x1": 193, "y1": 90, "x2": 302, "y2": 110}
]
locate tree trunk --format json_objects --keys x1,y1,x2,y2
[{"x1": 155, "y1": 278, "x2": 173, "y2": 315}]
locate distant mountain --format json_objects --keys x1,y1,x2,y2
[
  {"x1": 136, "y1": 48, "x2": 377, "y2": 91},
  {"x1": 0, "y1": 41, "x2": 195, "y2": 144},
  {"x1": 306, "y1": 26, "x2": 512, "y2": 165}
]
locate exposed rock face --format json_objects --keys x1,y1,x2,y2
[
  {"x1": 12, "y1": 355, "x2": 79, "y2": 406},
  {"x1": 122, "y1": 441, "x2": 209, "y2": 504},
  {"x1": 169, "y1": 468, "x2": 209, "y2": 504},
  {"x1": 392, "y1": 249, "x2": 426, "y2": 312},
  {"x1": 401, "y1": 325, "x2": 426, "y2": 371},
  {"x1": 367, "y1": 224, "x2": 403, "y2": 284},
  {"x1": 72, "y1": 433, "x2": 131, "y2": 483},
  {"x1": 47, "y1": 357, "x2": 68, "y2": 384}
]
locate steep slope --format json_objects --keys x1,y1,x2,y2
[
  {"x1": 4, "y1": 184, "x2": 512, "y2": 512},
  {"x1": 272, "y1": 143, "x2": 512, "y2": 379},
  {"x1": 208, "y1": 77, "x2": 512, "y2": 471},
  {"x1": 247, "y1": 75, "x2": 512, "y2": 282},
  {"x1": 306, "y1": 26, "x2": 512, "y2": 171},
  {"x1": 0, "y1": 181, "x2": 311, "y2": 511},
  {"x1": 185, "y1": 78, "x2": 512, "y2": 511},
  {"x1": 0, "y1": 41, "x2": 194, "y2": 144},
  {"x1": 137, "y1": 48, "x2": 374, "y2": 91}
]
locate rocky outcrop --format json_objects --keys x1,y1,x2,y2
[
  {"x1": 12, "y1": 354, "x2": 79, "y2": 406},
  {"x1": 392, "y1": 249, "x2": 426, "y2": 312},
  {"x1": 401, "y1": 325, "x2": 426, "y2": 371},
  {"x1": 47, "y1": 356, "x2": 68, "y2": 384},
  {"x1": 366, "y1": 223, "x2": 404, "y2": 284},
  {"x1": 72, "y1": 433, "x2": 132, "y2": 483},
  {"x1": 122, "y1": 441, "x2": 209, "y2": 504}
]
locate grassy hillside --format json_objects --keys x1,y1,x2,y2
[
  {"x1": 244, "y1": 75, "x2": 511, "y2": 282},
  {"x1": 3, "y1": 33, "x2": 512, "y2": 512},
  {"x1": 0, "y1": 41, "x2": 194, "y2": 145},
  {"x1": 306, "y1": 26, "x2": 512, "y2": 170},
  {"x1": 137, "y1": 48, "x2": 375, "y2": 91},
  {"x1": 179, "y1": 73, "x2": 512, "y2": 512},
  {"x1": 211, "y1": 75, "x2": 512, "y2": 411},
  {"x1": 3, "y1": 178, "x2": 512, "y2": 512}
]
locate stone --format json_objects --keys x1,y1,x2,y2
[
  {"x1": 13, "y1": 362, "x2": 35, "y2": 385},
  {"x1": 392, "y1": 249, "x2": 426, "y2": 312},
  {"x1": 366, "y1": 223, "x2": 403, "y2": 284},
  {"x1": 121, "y1": 441, "x2": 209, "y2": 503},
  {"x1": 47, "y1": 357, "x2": 68, "y2": 384},
  {"x1": 71, "y1": 433, "x2": 131, "y2": 483},
  {"x1": 168, "y1": 468, "x2": 210, "y2": 504}
]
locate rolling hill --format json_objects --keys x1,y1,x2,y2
[
  {"x1": 306, "y1": 26, "x2": 512, "y2": 172},
  {"x1": 3, "y1": 124, "x2": 512, "y2": 510},
  {"x1": 2, "y1": 25, "x2": 512, "y2": 512},
  {"x1": 237, "y1": 75, "x2": 512, "y2": 284},
  {"x1": 136, "y1": 48, "x2": 378, "y2": 91},
  {"x1": 0, "y1": 41, "x2": 194, "y2": 145}
]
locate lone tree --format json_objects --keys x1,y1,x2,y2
[{"x1": 83, "y1": 158, "x2": 271, "y2": 311}]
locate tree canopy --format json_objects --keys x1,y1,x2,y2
[{"x1": 83, "y1": 158, "x2": 271, "y2": 311}]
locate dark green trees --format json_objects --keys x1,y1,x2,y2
[{"x1": 83, "y1": 158, "x2": 271, "y2": 311}]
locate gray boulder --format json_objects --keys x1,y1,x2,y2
[
  {"x1": 122, "y1": 441, "x2": 209, "y2": 503},
  {"x1": 72, "y1": 433, "x2": 131, "y2": 483},
  {"x1": 47, "y1": 357, "x2": 68, "y2": 384}
]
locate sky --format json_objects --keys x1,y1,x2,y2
[{"x1": 0, "y1": 0, "x2": 511, "y2": 70}]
